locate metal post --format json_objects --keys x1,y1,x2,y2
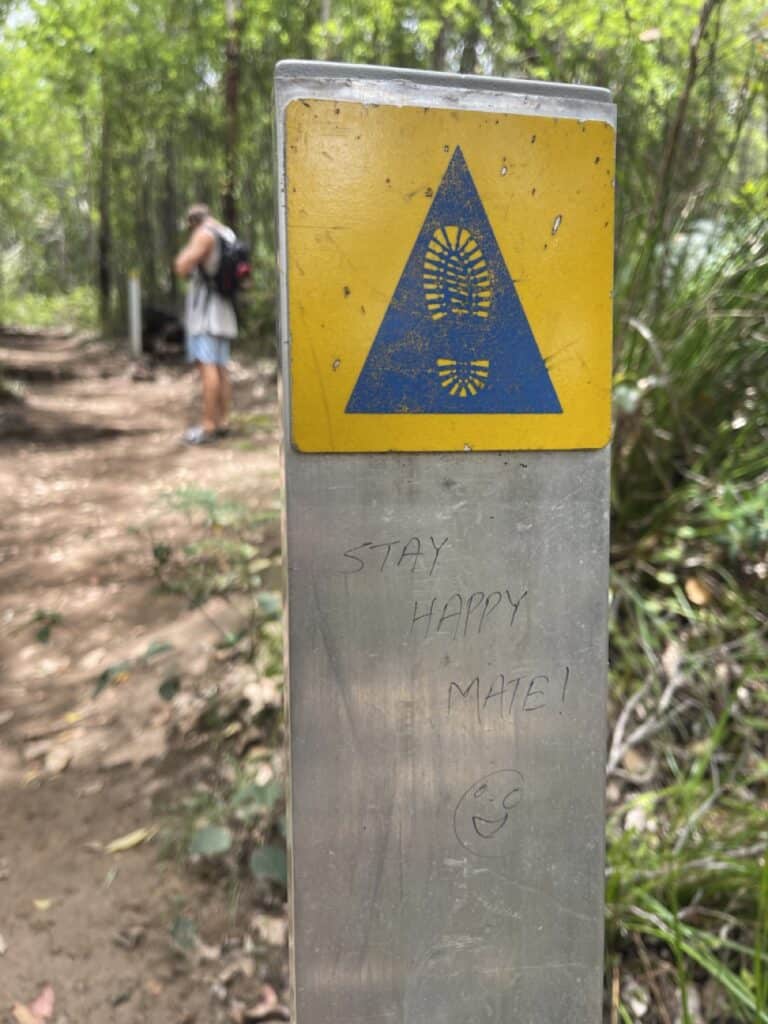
[
  {"x1": 127, "y1": 270, "x2": 142, "y2": 360},
  {"x1": 274, "y1": 61, "x2": 615, "y2": 1024}
]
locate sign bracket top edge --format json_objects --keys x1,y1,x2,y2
[
  {"x1": 275, "y1": 59, "x2": 614, "y2": 113},
  {"x1": 274, "y1": 63, "x2": 616, "y2": 130}
]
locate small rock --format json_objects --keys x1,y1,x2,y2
[
  {"x1": 251, "y1": 914, "x2": 288, "y2": 948},
  {"x1": 44, "y1": 747, "x2": 72, "y2": 775},
  {"x1": 624, "y1": 806, "x2": 648, "y2": 833},
  {"x1": 81, "y1": 648, "x2": 107, "y2": 672},
  {"x1": 624, "y1": 980, "x2": 649, "y2": 1018},
  {"x1": 194, "y1": 939, "x2": 222, "y2": 963},
  {"x1": 210, "y1": 981, "x2": 228, "y2": 1004},
  {"x1": 623, "y1": 747, "x2": 651, "y2": 775},
  {"x1": 218, "y1": 956, "x2": 255, "y2": 986}
]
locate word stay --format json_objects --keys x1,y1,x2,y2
[{"x1": 339, "y1": 536, "x2": 449, "y2": 577}]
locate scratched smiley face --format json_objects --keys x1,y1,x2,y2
[{"x1": 453, "y1": 769, "x2": 524, "y2": 857}]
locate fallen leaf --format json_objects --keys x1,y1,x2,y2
[
  {"x1": 23, "y1": 739, "x2": 55, "y2": 762},
  {"x1": 105, "y1": 826, "x2": 157, "y2": 854},
  {"x1": 685, "y1": 576, "x2": 712, "y2": 606},
  {"x1": 243, "y1": 984, "x2": 290, "y2": 1022},
  {"x1": 113, "y1": 924, "x2": 145, "y2": 950},
  {"x1": 244, "y1": 985, "x2": 277, "y2": 1020},
  {"x1": 33, "y1": 898, "x2": 53, "y2": 911},
  {"x1": 195, "y1": 938, "x2": 222, "y2": 963},
  {"x1": 144, "y1": 978, "x2": 163, "y2": 997},
  {"x1": 44, "y1": 746, "x2": 72, "y2": 775},
  {"x1": 145, "y1": 639, "x2": 174, "y2": 659},
  {"x1": 158, "y1": 675, "x2": 181, "y2": 701},
  {"x1": 13, "y1": 984, "x2": 55, "y2": 1024},
  {"x1": 623, "y1": 748, "x2": 652, "y2": 775},
  {"x1": 218, "y1": 956, "x2": 255, "y2": 985},
  {"x1": 189, "y1": 825, "x2": 232, "y2": 857},
  {"x1": 249, "y1": 845, "x2": 286, "y2": 885},
  {"x1": 0, "y1": 932, "x2": 7, "y2": 955},
  {"x1": 29, "y1": 985, "x2": 55, "y2": 1021},
  {"x1": 77, "y1": 780, "x2": 104, "y2": 797},
  {"x1": 12, "y1": 1005, "x2": 38, "y2": 1024},
  {"x1": 661, "y1": 640, "x2": 683, "y2": 688}
]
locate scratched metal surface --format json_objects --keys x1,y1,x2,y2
[{"x1": 275, "y1": 62, "x2": 613, "y2": 1024}]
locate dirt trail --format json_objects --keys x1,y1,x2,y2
[{"x1": 0, "y1": 330, "x2": 285, "y2": 1023}]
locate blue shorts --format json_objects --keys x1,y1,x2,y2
[{"x1": 187, "y1": 333, "x2": 231, "y2": 366}]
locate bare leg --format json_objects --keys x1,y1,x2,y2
[
  {"x1": 199, "y1": 362, "x2": 221, "y2": 433},
  {"x1": 216, "y1": 365, "x2": 231, "y2": 429}
]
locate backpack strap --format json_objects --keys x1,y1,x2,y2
[{"x1": 196, "y1": 227, "x2": 223, "y2": 310}]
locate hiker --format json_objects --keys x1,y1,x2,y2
[{"x1": 174, "y1": 203, "x2": 238, "y2": 444}]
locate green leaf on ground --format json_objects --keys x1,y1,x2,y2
[
  {"x1": 93, "y1": 660, "x2": 134, "y2": 697},
  {"x1": 257, "y1": 592, "x2": 282, "y2": 618},
  {"x1": 249, "y1": 845, "x2": 286, "y2": 885},
  {"x1": 158, "y1": 675, "x2": 181, "y2": 701},
  {"x1": 189, "y1": 826, "x2": 232, "y2": 857},
  {"x1": 145, "y1": 640, "x2": 174, "y2": 659}
]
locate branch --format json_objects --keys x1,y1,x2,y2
[{"x1": 650, "y1": 0, "x2": 723, "y2": 235}]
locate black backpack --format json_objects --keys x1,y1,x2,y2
[{"x1": 204, "y1": 229, "x2": 251, "y2": 298}]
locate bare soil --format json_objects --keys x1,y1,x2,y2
[{"x1": 0, "y1": 330, "x2": 285, "y2": 1024}]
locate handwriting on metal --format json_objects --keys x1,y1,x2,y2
[{"x1": 336, "y1": 534, "x2": 576, "y2": 857}]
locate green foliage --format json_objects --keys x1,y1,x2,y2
[
  {"x1": 607, "y1": 171, "x2": 767, "y2": 1015},
  {"x1": 93, "y1": 638, "x2": 175, "y2": 696},
  {"x1": 166, "y1": 755, "x2": 286, "y2": 889},
  {"x1": 144, "y1": 484, "x2": 287, "y2": 890},
  {"x1": 0, "y1": 287, "x2": 98, "y2": 330},
  {"x1": 145, "y1": 489, "x2": 281, "y2": 664},
  {"x1": 2, "y1": 0, "x2": 763, "y2": 339}
]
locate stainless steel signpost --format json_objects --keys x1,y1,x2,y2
[{"x1": 275, "y1": 61, "x2": 615, "y2": 1023}]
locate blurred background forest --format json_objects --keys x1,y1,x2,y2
[{"x1": 1, "y1": 0, "x2": 767, "y2": 1020}]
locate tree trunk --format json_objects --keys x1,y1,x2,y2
[
  {"x1": 459, "y1": 23, "x2": 480, "y2": 74},
  {"x1": 139, "y1": 170, "x2": 157, "y2": 303},
  {"x1": 222, "y1": 0, "x2": 242, "y2": 230},
  {"x1": 431, "y1": 21, "x2": 447, "y2": 71},
  {"x1": 98, "y1": 97, "x2": 112, "y2": 328},
  {"x1": 163, "y1": 138, "x2": 179, "y2": 304}
]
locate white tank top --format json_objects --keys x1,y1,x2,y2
[{"x1": 184, "y1": 225, "x2": 238, "y2": 340}]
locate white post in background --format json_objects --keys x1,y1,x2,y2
[{"x1": 128, "y1": 271, "x2": 142, "y2": 360}]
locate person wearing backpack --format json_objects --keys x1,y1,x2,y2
[{"x1": 174, "y1": 203, "x2": 247, "y2": 444}]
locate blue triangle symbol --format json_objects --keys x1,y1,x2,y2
[{"x1": 346, "y1": 147, "x2": 561, "y2": 415}]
